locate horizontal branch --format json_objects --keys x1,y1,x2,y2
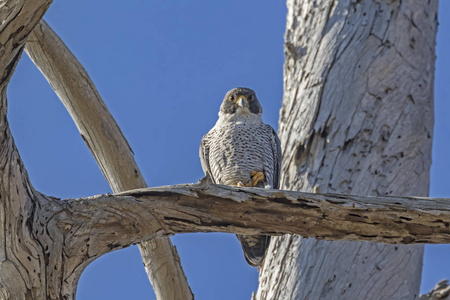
[{"x1": 54, "y1": 180, "x2": 450, "y2": 255}]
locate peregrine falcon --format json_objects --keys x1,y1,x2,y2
[{"x1": 199, "y1": 87, "x2": 282, "y2": 267}]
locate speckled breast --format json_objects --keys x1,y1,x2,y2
[{"x1": 209, "y1": 121, "x2": 273, "y2": 186}]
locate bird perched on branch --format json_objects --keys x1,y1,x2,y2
[{"x1": 199, "y1": 87, "x2": 282, "y2": 267}]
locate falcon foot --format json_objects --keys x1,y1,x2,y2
[
  {"x1": 237, "y1": 182, "x2": 245, "y2": 187},
  {"x1": 246, "y1": 171, "x2": 265, "y2": 187}
]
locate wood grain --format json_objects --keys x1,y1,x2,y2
[
  {"x1": 25, "y1": 20, "x2": 193, "y2": 300},
  {"x1": 256, "y1": 0, "x2": 438, "y2": 299},
  {"x1": 51, "y1": 182, "x2": 450, "y2": 246}
]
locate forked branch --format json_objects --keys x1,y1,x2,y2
[{"x1": 25, "y1": 20, "x2": 192, "y2": 299}]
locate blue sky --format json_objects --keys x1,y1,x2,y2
[{"x1": 7, "y1": 1, "x2": 449, "y2": 299}]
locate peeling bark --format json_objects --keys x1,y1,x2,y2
[{"x1": 256, "y1": 0, "x2": 437, "y2": 299}]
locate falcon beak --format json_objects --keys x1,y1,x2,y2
[{"x1": 236, "y1": 96, "x2": 249, "y2": 108}]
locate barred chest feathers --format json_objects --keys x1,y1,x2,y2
[
  {"x1": 207, "y1": 113, "x2": 275, "y2": 187},
  {"x1": 199, "y1": 87, "x2": 281, "y2": 267}
]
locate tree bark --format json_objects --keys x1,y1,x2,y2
[
  {"x1": 256, "y1": 0, "x2": 437, "y2": 299},
  {"x1": 49, "y1": 182, "x2": 450, "y2": 244},
  {"x1": 25, "y1": 20, "x2": 193, "y2": 300},
  {"x1": 420, "y1": 280, "x2": 450, "y2": 300},
  {"x1": 0, "y1": 1, "x2": 58, "y2": 298},
  {"x1": 0, "y1": 0, "x2": 441, "y2": 299}
]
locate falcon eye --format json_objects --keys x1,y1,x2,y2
[
  {"x1": 248, "y1": 95, "x2": 254, "y2": 101},
  {"x1": 229, "y1": 95, "x2": 235, "y2": 101}
]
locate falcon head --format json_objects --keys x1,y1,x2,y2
[{"x1": 220, "y1": 87, "x2": 262, "y2": 116}]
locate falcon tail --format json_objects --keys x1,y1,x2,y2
[{"x1": 236, "y1": 234, "x2": 271, "y2": 267}]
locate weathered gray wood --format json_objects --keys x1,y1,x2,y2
[
  {"x1": 47, "y1": 182, "x2": 450, "y2": 245},
  {"x1": 0, "y1": 1, "x2": 59, "y2": 298},
  {"x1": 0, "y1": 0, "x2": 442, "y2": 299},
  {"x1": 25, "y1": 20, "x2": 193, "y2": 300},
  {"x1": 420, "y1": 280, "x2": 450, "y2": 300},
  {"x1": 256, "y1": 0, "x2": 437, "y2": 299}
]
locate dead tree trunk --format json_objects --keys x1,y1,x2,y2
[
  {"x1": 0, "y1": 0, "x2": 442, "y2": 299},
  {"x1": 256, "y1": 1, "x2": 437, "y2": 299}
]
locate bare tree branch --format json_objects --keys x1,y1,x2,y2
[
  {"x1": 0, "y1": 1, "x2": 443, "y2": 299},
  {"x1": 0, "y1": 0, "x2": 52, "y2": 85},
  {"x1": 0, "y1": 0, "x2": 61, "y2": 298},
  {"x1": 420, "y1": 280, "x2": 450, "y2": 300},
  {"x1": 25, "y1": 20, "x2": 193, "y2": 299},
  {"x1": 50, "y1": 181, "x2": 450, "y2": 248}
]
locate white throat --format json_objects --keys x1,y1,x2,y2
[{"x1": 217, "y1": 111, "x2": 263, "y2": 125}]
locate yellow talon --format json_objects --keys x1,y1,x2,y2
[
  {"x1": 237, "y1": 182, "x2": 245, "y2": 187},
  {"x1": 248, "y1": 171, "x2": 265, "y2": 187}
]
